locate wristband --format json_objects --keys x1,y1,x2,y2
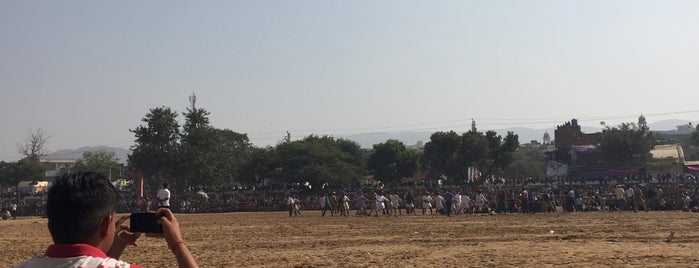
[{"x1": 169, "y1": 240, "x2": 185, "y2": 250}]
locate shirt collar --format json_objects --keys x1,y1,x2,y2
[{"x1": 45, "y1": 244, "x2": 107, "y2": 258}]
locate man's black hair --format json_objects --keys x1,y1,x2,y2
[{"x1": 47, "y1": 171, "x2": 121, "y2": 244}]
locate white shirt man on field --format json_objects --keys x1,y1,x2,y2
[{"x1": 157, "y1": 183, "x2": 171, "y2": 208}]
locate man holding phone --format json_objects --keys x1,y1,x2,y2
[{"x1": 12, "y1": 171, "x2": 199, "y2": 268}]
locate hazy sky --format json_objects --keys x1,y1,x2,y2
[{"x1": 2, "y1": 1, "x2": 698, "y2": 161}]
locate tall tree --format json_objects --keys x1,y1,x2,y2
[
  {"x1": 502, "y1": 145, "x2": 545, "y2": 179},
  {"x1": 423, "y1": 131, "x2": 461, "y2": 178},
  {"x1": 423, "y1": 130, "x2": 519, "y2": 183},
  {"x1": 179, "y1": 105, "x2": 219, "y2": 186},
  {"x1": 0, "y1": 159, "x2": 44, "y2": 188},
  {"x1": 273, "y1": 135, "x2": 365, "y2": 191},
  {"x1": 460, "y1": 130, "x2": 488, "y2": 178},
  {"x1": 179, "y1": 105, "x2": 243, "y2": 186},
  {"x1": 17, "y1": 128, "x2": 50, "y2": 162},
  {"x1": 336, "y1": 138, "x2": 367, "y2": 169},
  {"x1": 367, "y1": 139, "x2": 419, "y2": 186},
  {"x1": 691, "y1": 124, "x2": 699, "y2": 146},
  {"x1": 599, "y1": 122, "x2": 655, "y2": 165},
  {"x1": 238, "y1": 147, "x2": 276, "y2": 186},
  {"x1": 484, "y1": 131, "x2": 519, "y2": 178},
  {"x1": 72, "y1": 150, "x2": 122, "y2": 180},
  {"x1": 217, "y1": 128, "x2": 255, "y2": 179},
  {"x1": 129, "y1": 106, "x2": 181, "y2": 182}
]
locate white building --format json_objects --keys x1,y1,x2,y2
[{"x1": 40, "y1": 158, "x2": 76, "y2": 179}]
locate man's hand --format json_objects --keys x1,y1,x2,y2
[
  {"x1": 115, "y1": 215, "x2": 141, "y2": 246},
  {"x1": 107, "y1": 215, "x2": 142, "y2": 259}
]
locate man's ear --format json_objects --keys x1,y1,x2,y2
[{"x1": 99, "y1": 213, "x2": 113, "y2": 238}]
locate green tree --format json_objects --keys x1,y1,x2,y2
[
  {"x1": 178, "y1": 106, "x2": 253, "y2": 186},
  {"x1": 367, "y1": 140, "x2": 419, "y2": 186},
  {"x1": 273, "y1": 135, "x2": 365, "y2": 190},
  {"x1": 72, "y1": 150, "x2": 122, "y2": 179},
  {"x1": 423, "y1": 130, "x2": 519, "y2": 183},
  {"x1": 423, "y1": 131, "x2": 462, "y2": 178},
  {"x1": 599, "y1": 122, "x2": 655, "y2": 164},
  {"x1": 129, "y1": 106, "x2": 181, "y2": 182},
  {"x1": 691, "y1": 124, "x2": 699, "y2": 146},
  {"x1": 217, "y1": 128, "x2": 255, "y2": 179},
  {"x1": 484, "y1": 131, "x2": 519, "y2": 178},
  {"x1": 336, "y1": 138, "x2": 367, "y2": 169},
  {"x1": 502, "y1": 145, "x2": 546, "y2": 179},
  {"x1": 179, "y1": 106, "x2": 228, "y2": 186},
  {"x1": 0, "y1": 158, "x2": 44, "y2": 188},
  {"x1": 238, "y1": 147, "x2": 276, "y2": 186},
  {"x1": 460, "y1": 130, "x2": 488, "y2": 178}
]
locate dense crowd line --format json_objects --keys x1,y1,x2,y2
[
  {"x1": 283, "y1": 173, "x2": 699, "y2": 217},
  {"x1": 3, "y1": 172, "x2": 699, "y2": 219}
]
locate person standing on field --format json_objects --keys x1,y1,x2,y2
[
  {"x1": 11, "y1": 203, "x2": 18, "y2": 220},
  {"x1": 340, "y1": 192, "x2": 350, "y2": 217},
  {"x1": 356, "y1": 192, "x2": 368, "y2": 216},
  {"x1": 404, "y1": 191, "x2": 415, "y2": 215},
  {"x1": 444, "y1": 190, "x2": 453, "y2": 217},
  {"x1": 322, "y1": 193, "x2": 334, "y2": 217},
  {"x1": 633, "y1": 185, "x2": 648, "y2": 212},
  {"x1": 421, "y1": 192, "x2": 433, "y2": 215},
  {"x1": 286, "y1": 194, "x2": 295, "y2": 217},
  {"x1": 390, "y1": 192, "x2": 402, "y2": 216},
  {"x1": 374, "y1": 192, "x2": 390, "y2": 216},
  {"x1": 157, "y1": 183, "x2": 171, "y2": 209},
  {"x1": 474, "y1": 189, "x2": 488, "y2": 213}
]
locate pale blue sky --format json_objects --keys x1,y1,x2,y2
[{"x1": 1, "y1": 1, "x2": 698, "y2": 161}]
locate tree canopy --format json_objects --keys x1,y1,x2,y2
[
  {"x1": 599, "y1": 122, "x2": 655, "y2": 165},
  {"x1": 423, "y1": 130, "x2": 519, "y2": 183},
  {"x1": 0, "y1": 158, "x2": 44, "y2": 188},
  {"x1": 129, "y1": 102, "x2": 256, "y2": 189},
  {"x1": 129, "y1": 106, "x2": 181, "y2": 181},
  {"x1": 502, "y1": 145, "x2": 546, "y2": 179},
  {"x1": 179, "y1": 106, "x2": 253, "y2": 186},
  {"x1": 237, "y1": 135, "x2": 366, "y2": 192},
  {"x1": 691, "y1": 124, "x2": 699, "y2": 146},
  {"x1": 367, "y1": 139, "x2": 419, "y2": 186},
  {"x1": 72, "y1": 150, "x2": 122, "y2": 179}
]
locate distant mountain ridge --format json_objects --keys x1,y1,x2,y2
[
  {"x1": 46, "y1": 146, "x2": 130, "y2": 164},
  {"x1": 45, "y1": 119, "x2": 697, "y2": 158},
  {"x1": 339, "y1": 119, "x2": 697, "y2": 149}
]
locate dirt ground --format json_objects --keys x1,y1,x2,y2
[{"x1": 4, "y1": 209, "x2": 699, "y2": 267}]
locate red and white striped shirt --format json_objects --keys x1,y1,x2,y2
[{"x1": 12, "y1": 243, "x2": 143, "y2": 268}]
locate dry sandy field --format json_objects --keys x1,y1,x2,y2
[{"x1": 4, "y1": 210, "x2": 699, "y2": 267}]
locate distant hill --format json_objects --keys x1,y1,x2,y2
[
  {"x1": 43, "y1": 120, "x2": 697, "y2": 159},
  {"x1": 648, "y1": 119, "x2": 697, "y2": 133},
  {"x1": 339, "y1": 128, "x2": 554, "y2": 149},
  {"x1": 339, "y1": 120, "x2": 696, "y2": 149},
  {"x1": 46, "y1": 146, "x2": 130, "y2": 164}
]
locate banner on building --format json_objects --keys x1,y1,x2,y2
[{"x1": 545, "y1": 161, "x2": 568, "y2": 177}]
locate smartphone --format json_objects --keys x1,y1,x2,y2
[{"x1": 130, "y1": 212, "x2": 164, "y2": 233}]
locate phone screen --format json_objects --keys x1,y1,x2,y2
[{"x1": 130, "y1": 213, "x2": 163, "y2": 233}]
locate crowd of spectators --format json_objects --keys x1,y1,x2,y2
[{"x1": 3, "y1": 171, "x2": 698, "y2": 218}]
